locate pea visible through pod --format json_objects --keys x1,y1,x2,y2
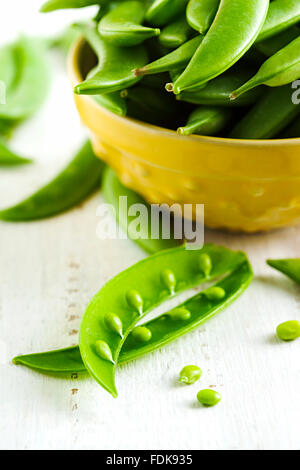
[
  {"x1": 179, "y1": 365, "x2": 202, "y2": 384},
  {"x1": 171, "y1": 0, "x2": 269, "y2": 94},
  {"x1": 186, "y1": 0, "x2": 220, "y2": 34},
  {"x1": 256, "y1": 0, "x2": 300, "y2": 43},
  {"x1": 74, "y1": 23, "x2": 147, "y2": 95},
  {"x1": 0, "y1": 141, "x2": 104, "y2": 221},
  {"x1": 98, "y1": 1, "x2": 160, "y2": 47},
  {"x1": 0, "y1": 139, "x2": 32, "y2": 166},
  {"x1": 14, "y1": 245, "x2": 253, "y2": 379},
  {"x1": 146, "y1": 0, "x2": 188, "y2": 27},
  {"x1": 197, "y1": 389, "x2": 221, "y2": 407},
  {"x1": 276, "y1": 320, "x2": 300, "y2": 342},
  {"x1": 267, "y1": 258, "x2": 300, "y2": 284},
  {"x1": 177, "y1": 106, "x2": 232, "y2": 136}
]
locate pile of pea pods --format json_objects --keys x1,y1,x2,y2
[{"x1": 42, "y1": 0, "x2": 300, "y2": 139}]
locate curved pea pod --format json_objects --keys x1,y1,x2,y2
[
  {"x1": 0, "y1": 141, "x2": 104, "y2": 221},
  {"x1": 103, "y1": 167, "x2": 181, "y2": 253},
  {"x1": 177, "y1": 70, "x2": 264, "y2": 107},
  {"x1": 134, "y1": 35, "x2": 203, "y2": 76},
  {"x1": 177, "y1": 106, "x2": 232, "y2": 136},
  {"x1": 0, "y1": 37, "x2": 50, "y2": 122},
  {"x1": 159, "y1": 16, "x2": 193, "y2": 49},
  {"x1": 255, "y1": 26, "x2": 300, "y2": 58},
  {"x1": 14, "y1": 245, "x2": 253, "y2": 376},
  {"x1": 186, "y1": 0, "x2": 220, "y2": 34},
  {"x1": 171, "y1": 0, "x2": 269, "y2": 94},
  {"x1": 267, "y1": 259, "x2": 300, "y2": 285},
  {"x1": 0, "y1": 139, "x2": 32, "y2": 166},
  {"x1": 256, "y1": 0, "x2": 300, "y2": 43},
  {"x1": 229, "y1": 85, "x2": 300, "y2": 140},
  {"x1": 146, "y1": 0, "x2": 188, "y2": 27},
  {"x1": 40, "y1": 0, "x2": 101, "y2": 12},
  {"x1": 74, "y1": 24, "x2": 147, "y2": 95},
  {"x1": 231, "y1": 37, "x2": 300, "y2": 100},
  {"x1": 98, "y1": 1, "x2": 160, "y2": 47}
]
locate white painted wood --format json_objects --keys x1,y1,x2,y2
[{"x1": 0, "y1": 1, "x2": 299, "y2": 451}]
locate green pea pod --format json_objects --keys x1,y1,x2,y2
[
  {"x1": 186, "y1": 0, "x2": 220, "y2": 34},
  {"x1": 177, "y1": 70, "x2": 263, "y2": 107},
  {"x1": 93, "y1": 92, "x2": 127, "y2": 116},
  {"x1": 256, "y1": 0, "x2": 300, "y2": 43},
  {"x1": 0, "y1": 141, "x2": 104, "y2": 221},
  {"x1": 146, "y1": 0, "x2": 188, "y2": 27},
  {"x1": 255, "y1": 26, "x2": 300, "y2": 57},
  {"x1": 103, "y1": 167, "x2": 181, "y2": 253},
  {"x1": 0, "y1": 37, "x2": 50, "y2": 122},
  {"x1": 99, "y1": 1, "x2": 159, "y2": 46},
  {"x1": 0, "y1": 43, "x2": 17, "y2": 94},
  {"x1": 177, "y1": 106, "x2": 232, "y2": 136},
  {"x1": 159, "y1": 16, "x2": 193, "y2": 49},
  {"x1": 267, "y1": 259, "x2": 300, "y2": 284},
  {"x1": 74, "y1": 23, "x2": 147, "y2": 95},
  {"x1": 0, "y1": 139, "x2": 32, "y2": 166},
  {"x1": 13, "y1": 246, "x2": 252, "y2": 376},
  {"x1": 229, "y1": 85, "x2": 300, "y2": 140},
  {"x1": 171, "y1": 0, "x2": 269, "y2": 94},
  {"x1": 231, "y1": 36, "x2": 300, "y2": 100},
  {"x1": 40, "y1": 0, "x2": 102, "y2": 12},
  {"x1": 134, "y1": 35, "x2": 203, "y2": 76}
]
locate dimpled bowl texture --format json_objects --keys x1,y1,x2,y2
[{"x1": 69, "y1": 39, "x2": 300, "y2": 233}]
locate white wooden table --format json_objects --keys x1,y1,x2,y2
[{"x1": 0, "y1": 1, "x2": 299, "y2": 450}]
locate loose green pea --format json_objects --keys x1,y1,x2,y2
[
  {"x1": 198, "y1": 253, "x2": 212, "y2": 278},
  {"x1": 276, "y1": 321, "x2": 300, "y2": 342},
  {"x1": 197, "y1": 389, "x2": 221, "y2": 407},
  {"x1": 126, "y1": 289, "x2": 143, "y2": 314},
  {"x1": 179, "y1": 365, "x2": 202, "y2": 385},
  {"x1": 204, "y1": 287, "x2": 226, "y2": 301},
  {"x1": 161, "y1": 268, "x2": 176, "y2": 294},
  {"x1": 95, "y1": 340, "x2": 115, "y2": 364},
  {"x1": 104, "y1": 312, "x2": 123, "y2": 338},
  {"x1": 169, "y1": 307, "x2": 191, "y2": 321},
  {"x1": 131, "y1": 326, "x2": 152, "y2": 343}
]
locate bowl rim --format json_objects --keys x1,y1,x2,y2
[{"x1": 69, "y1": 37, "x2": 300, "y2": 148}]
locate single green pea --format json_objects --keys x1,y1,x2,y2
[
  {"x1": 197, "y1": 389, "x2": 221, "y2": 407},
  {"x1": 131, "y1": 326, "x2": 152, "y2": 343},
  {"x1": 179, "y1": 365, "x2": 202, "y2": 385},
  {"x1": 169, "y1": 307, "x2": 191, "y2": 321},
  {"x1": 198, "y1": 253, "x2": 212, "y2": 278},
  {"x1": 126, "y1": 289, "x2": 143, "y2": 314},
  {"x1": 104, "y1": 313, "x2": 123, "y2": 338},
  {"x1": 161, "y1": 268, "x2": 176, "y2": 294},
  {"x1": 95, "y1": 340, "x2": 115, "y2": 364},
  {"x1": 276, "y1": 321, "x2": 300, "y2": 342},
  {"x1": 204, "y1": 287, "x2": 226, "y2": 301}
]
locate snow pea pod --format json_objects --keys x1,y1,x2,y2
[
  {"x1": 79, "y1": 244, "x2": 251, "y2": 396},
  {"x1": 255, "y1": 26, "x2": 300, "y2": 57},
  {"x1": 98, "y1": 1, "x2": 160, "y2": 47},
  {"x1": 134, "y1": 35, "x2": 203, "y2": 76},
  {"x1": 186, "y1": 0, "x2": 220, "y2": 34},
  {"x1": 229, "y1": 85, "x2": 300, "y2": 140},
  {"x1": 40, "y1": 0, "x2": 102, "y2": 12},
  {"x1": 177, "y1": 106, "x2": 232, "y2": 136},
  {"x1": 74, "y1": 24, "x2": 147, "y2": 95},
  {"x1": 256, "y1": 0, "x2": 300, "y2": 43},
  {"x1": 15, "y1": 246, "x2": 251, "y2": 378},
  {"x1": 0, "y1": 139, "x2": 32, "y2": 166},
  {"x1": 159, "y1": 16, "x2": 193, "y2": 49},
  {"x1": 231, "y1": 36, "x2": 300, "y2": 100},
  {"x1": 0, "y1": 141, "x2": 104, "y2": 221},
  {"x1": 93, "y1": 92, "x2": 127, "y2": 116},
  {"x1": 172, "y1": 0, "x2": 269, "y2": 94},
  {"x1": 267, "y1": 259, "x2": 300, "y2": 284},
  {"x1": 0, "y1": 37, "x2": 50, "y2": 122},
  {"x1": 146, "y1": 0, "x2": 188, "y2": 27},
  {"x1": 177, "y1": 70, "x2": 264, "y2": 107},
  {"x1": 103, "y1": 167, "x2": 180, "y2": 253}
]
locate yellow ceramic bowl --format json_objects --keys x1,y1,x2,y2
[{"x1": 69, "y1": 39, "x2": 300, "y2": 233}]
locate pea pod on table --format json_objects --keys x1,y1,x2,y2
[
  {"x1": 177, "y1": 106, "x2": 232, "y2": 136},
  {"x1": 256, "y1": 0, "x2": 300, "y2": 43},
  {"x1": 186, "y1": 0, "x2": 220, "y2": 34},
  {"x1": 0, "y1": 139, "x2": 32, "y2": 166},
  {"x1": 98, "y1": 1, "x2": 160, "y2": 47},
  {"x1": 146, "y1": 0, "x2": 188, "y2": 27},
  {"x1": 0, "y1": 141, "x2": 104, "y2": 221},
  {"x1": 267, "y1": 258, "x2": 300, "y2": 284},
  {"x1": 171, "y1": 0, "x2": 269, "y2": 94},
  {"x1": 13, "y1": 245, "x2": 253, "y2": 381},
  {"x1": 74, "y1": 23, "x2": 147, "y2": 95}
]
